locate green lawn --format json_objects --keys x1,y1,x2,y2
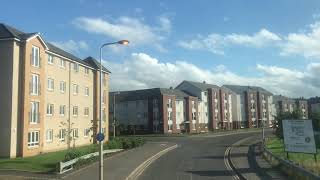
[
  {"x1": 265, "y1": 137, "x2": 320, "y2": 174},
  {"x1": 0, "y1": 144, "x2": 98, "y2": 172}
]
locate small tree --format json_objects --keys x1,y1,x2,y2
[
  {"x1": 310, "y1": 112, "x2": 320, "y2": 131},
  {"x1": 274, "y1": 109, "x2": 303, "y2": 139}
]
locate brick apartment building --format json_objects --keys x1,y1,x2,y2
[
  {"x1": 273, "y1": 95, "x2": 308, "y2": 119},
  {"x1": 222, "y1": 85, "x2": 274, "y2": 128},
  {"x1": 175, "y1": 81, "x2": 240, "y2": 130},
  {"x1": 109, "y1": 88, "x2": 203, "y2": 134},
  {"x1": 0, "y1": 23, "x2": 110, "y2": 157}
]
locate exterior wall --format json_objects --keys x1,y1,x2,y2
[
  {"x1": 175, "y1": 100, "x2": 184, "y2": 132},
  {"x1": 162, "y1": 95, "x2": 178, "y2": 133},
  {"x1": 231, "y1": 94, "x2": 242, "y2": 129},
  {"x1": 43, "y1": 55, "x2": 95, "y2": 152},
  {"x1": 115, "y1": 99, "x2": 149, "y2": 130},
  {"x1": 219, "y1": 89, "x2": 233, "y2": 130},
  {"x1": 245, "y1": 91, "x2": 258, "y2": 128},
  {"x1": 267, "y1": 96, "x2": 276, "y2": 127},
  {"x1": 0, "y1": 40, "x2": 20, "y2": 157},
  {"x1": 208, "y1": 88, "x2": 220, "y2": 130},
  {"x1": 311, "y1": 103, "x2": 320, "y2": 114},
  {"x1": 186, "y1": 96, "x2": 199, "y2": 133},
  {"x1": 21, "y1": 37, "x2": 47, "y2": 157},
  {"x1": 257, "y1": 92, "x2": 269, "y2": 127},
  {"x1": 296, "y1": 100, "x2": 308, "y2": 119}
]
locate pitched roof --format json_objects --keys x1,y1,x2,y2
[
  {"x1": 110, "y1": 88, "x2": 192, "y2": 102},
  {"x1": 222, "y1": 85, "x2": 273, "y2": 95},
  {"x1": 0, "y1": 23, "x2": 111, "y2": 72},
  {"x1": 178, "y1": 80, "x2": 220, "y2": 91},
  {"x1": 83, "y1": 56, "x2": 111, "y2": 73}
]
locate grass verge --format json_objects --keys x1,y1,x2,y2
[
  {"x1": 265, "y1": 137, "x2": 320, "y2": 175},
  {"x1": 0, "y1": 137, "x2": 145, "y2": 173}
]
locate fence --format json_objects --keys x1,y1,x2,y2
[{"x1": 58, "y1": 149, "x2": 123, "y2": 174}]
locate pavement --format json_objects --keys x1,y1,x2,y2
[
  {"x1": 228, "y1": 136, "x2": 288, "y2": 180},
  {"x1": 63, "y1": 141, "x2": 176, "y2": 180}
]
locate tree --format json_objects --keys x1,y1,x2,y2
[
  {"x1": 310, "y1": 112, "x2": 320, "y2": 131},
  {"x1": 274, "y1": 109, "x2": 303, "y2": 139}
]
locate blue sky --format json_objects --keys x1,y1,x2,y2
[{"x1": 2, "y1": 0, "x2": 320, "y2": 97}]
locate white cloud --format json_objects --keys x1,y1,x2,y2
[
  {"x1": 178, "y1": 29, "x2": 281, "y2": 55},
  {"x1": 280, "y1": 22, "x2": 320, "y2": 59},
  {"x1": 51, "y1": 40, "x2": 88, "y2": 53},
  {"x1": 105, "y1": 52, "x2": 319, "y2": 98},
  {"x1": 73, "y1": 16, "x2": 170, "y2": 48}
]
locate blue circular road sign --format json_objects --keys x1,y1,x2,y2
[{"x1": 96, "y1": 133, "x2": 105, "y2": 142}]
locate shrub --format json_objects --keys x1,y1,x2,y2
[
  {"x1": 64, "y1": 149, "x2": 82, "y2": 162},
  {"x1": 105, "y1": 137, "x2": 145, "y2": 150},
  {"x1": 73, "y1": 156, "x2": 99, "y2": 169},
  {"x1": 106, "y1": 138, "x2": 123, "y2": 149}
]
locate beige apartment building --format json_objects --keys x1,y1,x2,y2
[{"x1": 0, "y1": 23, "x2": 110, "y2": 158}]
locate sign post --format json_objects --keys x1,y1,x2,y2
[{"x1": 282, "y1": 119, "x2": 317, "y2": 161}]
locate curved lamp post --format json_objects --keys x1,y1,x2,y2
[{"x1": 99, "y1": 40, "x2": 129, "y2": 180}]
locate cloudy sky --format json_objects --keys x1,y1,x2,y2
[{"x1": 2, "y1": 0, "x2": 320, "y2": 98}]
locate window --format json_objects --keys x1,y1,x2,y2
[
  {"x1": 168, "y1": 124, "x2": 173, "y2": 131},
  {"x1": 47, "y1": 104, "x2": 54, "y2": 116},
  {"x1": 73, "y1": 63, "x2": 79, "y2": 72},
  {"x1": 73, "y1": 84, "x2": 79, "y2": 94},
  {"x1": 46, "y1": 129, "x2": 53, "y2": 142},
  {"x1": 30, "y1": 74, "x2": 39, "y2": 95},
  {"x1": 84, "y1": 107, "x2": 89, "y2": 116},
  {"x1": 72, "y1": 129, "x2": 79, "y2": 139},
  {"x1": 60, "y1": 81, "x2": 66, "y2": 92},
  {"x1": 31, "y1": 46, "x2": 40, "y2": 67},
  {"x1": 47, "y1": 78, "x2": 54, "y2": 91},
  {"x1": 85, "y1": 68, "x2": 89, "y2": 75},
  {"x1": 192, "y1": 112, "x2": 197, "y2": 120},
  {"x1": 59, "y1": 58, "x2": 65, "y2": 68},
  {"x1": 84, "y1": 128, "x2": 90, "y2": 137},
  {"x1": 168, "y1": 112, "x2": 172, "y2": 121},
  {"x1": 167, "y1": 99, "x2": 172, "y2": 108},
  {"x1": 48, "y1": 55, "x2": 53, "y2": 64},
  {"x1": 192, "y1": 123, "x2": 196, "y2": 130},
  {"x1": 73, "y1": 106, "x2": 78, "y2": 116},
  {"x1": 60, "y1": 105, "x2": 65, "y2": 116},
  {"x1": 204, "y1": 91, "x2": 207, "y2": 96},
  {"x1": 59, "y1": 129, "x2": 66, "y2": 141},
  {"x1": 30, "y1": 101, "x2": 39, "y2": 124},
  {"x1": 28, "y1": 131, "x2": 39, "y2": 147},
  {"x1": 85, "y1": 87, "x2": 89, "y2": 96},
  {"x1": 192, "y1": 101, "x2": 196, "y2": 109}
]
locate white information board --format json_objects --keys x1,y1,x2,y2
[{"x1": 282, "y1": 119, "x2": 317, "y2": 154}]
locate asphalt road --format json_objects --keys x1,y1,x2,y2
[{"x1": 138, "y1": 131, "x2": 265, "y2": 180}]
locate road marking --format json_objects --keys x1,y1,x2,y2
[
  {"x1": 224, "y1": 137, "x2": 255, "y2": 180},
  {"x1": 125, "y1": 144, "x2": 178, "y2": 180}
]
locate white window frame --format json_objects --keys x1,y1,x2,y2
[
  {"x1": 47, "y1": 78, "x2": 54, "y2": 91},
  {"x1": 31, "y1": 46, "x2": 40, "y2": 67},
  {"x1": 59, "y1": 81, "x2": 66, "y2": 93},
  {"x1": 48, "y1": 55, "x2": 54, "y2": 64},
  {"x1": 85, "y1": 87, "x2": 89, "y2": 96},
  {"x1": 47, "y1": 104, "x2": 54, "y2": 116},
  {"x1": 72, "y1": 128, "x2": 79, "y2": 139},
  {"x1": 85, "y1": 67, "x2": 89, "y2": 75},
  {"x1": 73, "y1": 63, "x2": 79, "y2": 72},
  {"x1": 59, "y1": 58, "x2": 66, "y2": 68},
  {"x1": 28, "y1": 131, "x2": 39, "y2": 147},
  {"x1": 73, "y1": 106, "x2": 78, "y2": 116},
  {"x1": 60, "y1": 105, "x2": 65, "y2": 116},
  {"x1": 84, "y1": 107, "x2": 89, "y2": 116},
  {"x1": 31, "y1": 74, "x2": 40, "y2": 95},
  {"x1": 84, "y1": 128, "x2": 90, "y2": 137},
  {"x1": 46, "y1": 129, "x2": 53, "y2": 142},
  {"x1": 73, "y1": 84, "x2": 79, "y2": 95},
  {"x1": 30, "y1": 101, "x2": 39, "y2": 124},
  {"x1": 59, "y1": 129, "x2": 65, "y2": 141}
]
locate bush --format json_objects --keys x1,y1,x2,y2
[
  {"x1": 105, "y1": 137, "x2": 145, "y2": 150},
  {"x1": 73, "y1": 156, "x2": 99, "y2": 169},
  {"x1": 64, "y1": 149, "x2": 82, "y2": 162}
]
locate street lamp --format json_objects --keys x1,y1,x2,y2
[{"x1": 99, "y1": 40, "x2": 129, "y2": 180}]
